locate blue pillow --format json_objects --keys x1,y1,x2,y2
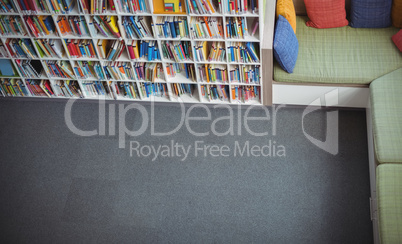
[
  {"x1": 350, "y1": 0, "x2": 392, "y2": 28},
  {"x1": 273, "y1": 15, "x2": 299, "y2": 73}
]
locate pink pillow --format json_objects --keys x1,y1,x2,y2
[
  {"x1": 304, "y1": 0, "x2": 349, "y2": 28},
  {"x1": 392, "y1": 29, "x2": 402, "y2": 52}
]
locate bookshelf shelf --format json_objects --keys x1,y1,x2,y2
[{"x1": 0, "y1": 0, "x2": 268, "y2": 104}]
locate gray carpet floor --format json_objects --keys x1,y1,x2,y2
[{"x1": 0, "y1": 99, "x2": 373, "y2": 243}]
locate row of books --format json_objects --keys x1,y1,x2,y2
[
  {"x1": 198, "y1": 64, "x2": 228, "y2": 83},
  {"x1": 185, "y1": 0, "x2": 217, "y2": 15},
  {"x1": 140, "y1": 82, "x2": 168, "y2": 98},
  {"x1": 171, "y1": 83, "x2": 194, "y2": 97},
  {"x1": 0, "y1": 16, "x2": 28, "y2": 36},
  {"x1": 133, "y1": 62, "x2": 164, "y2": 82},
  {"x1": 201, "y1": 84, "x2": 229, "y2": 101},
  {"x1": 25, "y1": 15, "x2": 56, "y2": 37},
  {"x1": 44, "y1": 60, "x2": 75, "y2": 78},
  {"x1": 4, "y1": 39, "x2": 37, "y2": 58},
  {"x1": 229, "y1": 64, "x2": 259, "y2": 83},
  {"x1": 161, "y1": 41, "x2": 192, "y2": 62},
  {"x1": 57, "y1": 16, "x2": 90, "y2": 37},
  {"x1": 97, "y1": 39, "x2": 125, "y2": 60},
  {"x1": 121, "y1": 16, "x2": 152, "y2": 39},
  {"x1": 53, "y1": 80, "x2": 83, "y2": 97},
  {"x1": 164, "y1": 0, "x2": 181, "y2": 13},
  {"x1": 79, "y1": 0, "x2": 115, "y2": 14},
  {"x1": 227, "y1": 0, "x2": 258, "y2": 14},
  {"x1": 34, "y1": 39, "x2": 64, "y2": 58},
  {"x1": 232, "y1": 85, "x2": 259, "y2": 102},
  {"x1": 0, "y1": 40, "x2": 8, "y2": 57},
  {"x1": 103, "y1": 61, "x2": 135, "y2": 80},
  {"x1": 116, "y1": 0, "x2": 150, "y2": 14},
  {"x1": 154, "y1": 16, "x2": 188, "y2": 39},
  {"x1": 65, "y1": 39, "x2": 97, "y2": 58},
  {"x1": 189, "y1": 17, "x2": 224, "y2": 39},
  {"x1": 127, "y1": 40, "x2": 160, "y2": 61},
  {"x1": 227, "y1": 42, "x2": 259, "y2": 63},
  {"x1": 116, "y1": 81, "x2": 140, "y2": 99},
  {"x1": 193, "y1": 41, "x2": 225, "y2": 62},
  {"x1": 74, "y1": 60, "x2": 103, "y2": 79},
  {"x1": 15, "y1": 59, "x2": 42, "y2": 77},
  {"x1": 0, "y1": 78, "x2": 30, "y2": 97},
  {"x1": 15, "y1": 0, "x2": 76, "y2": 14},
  {"x1": 166, "y1": 63, "x2": 196, "y2": 81},
  {"x1": 81, "y1": 80, "x2": 114, "y2": 98},
  {"x1": 0, "y1": 0, "x2": 17, "y2": 13},
  {"x1": 89, "y1": 15, "x2": 121, "y2": 38}
]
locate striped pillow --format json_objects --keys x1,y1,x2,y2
[{"x1": 304, "y1": 0, "x2": 348, "y2": 28}]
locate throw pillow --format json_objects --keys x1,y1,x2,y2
[
  {"x1": 392, "y1": 29, "x2": 402, "y2": 52},
  {"x1": 350, "y1": 0, "x2": 392, "y2": 28},
  {"x1": 304, "y1": 0, "x2": 348, "y2": 28},
  {"x1": 276, "y1": 0, "x2": 297, "y2": 33},
  {"x1": 273, "y1": 15, "x2": 299, "y2": 73}
]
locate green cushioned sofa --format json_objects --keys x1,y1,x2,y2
[{"x1": 270, "y1": 0, "x2": 402, "y2": 243}]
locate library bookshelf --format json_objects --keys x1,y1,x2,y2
[{"x1": 0, "y1": 0, "x2": 270, "y2": 105}]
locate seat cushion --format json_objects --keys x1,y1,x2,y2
[
  {"x1": 376, "y1": 164, "x2": 402, "y2": 243},
  {"x1": 274, "y1": 16, "x2": 402, "y2": 84},
  {"x1": 370, "y1": 68, "x2": 402, "y2": 164}
]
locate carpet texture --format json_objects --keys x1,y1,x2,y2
[{"x1": 0, "y1": 99, "x2": 373, "y2": 243}]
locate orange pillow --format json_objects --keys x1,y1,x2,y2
[
  {"x1": 392, "y1": 0, "x2": 402, "y2": 28},
  {"x1": 304, "y1": 0, "x2": 348, "y2": 29},
  {"x1": 276, "y1": 0, "x2": 297, "y2": 33}
]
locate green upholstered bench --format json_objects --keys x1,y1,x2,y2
[
  {"x1": 377, "y1": 164, "x2": 402, "y2": 244},
  {"x1": 274, "y1": 16, "x2": 402, "y2": 84},
  {"x1": 370, "y1": 68, "x2": 402, "y2": 164}
]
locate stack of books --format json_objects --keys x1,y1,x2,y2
[
  {"x1": 232, "y1": 85, "x2": 259, "y2": 102},
  {"x1": 81, "y1": 81, "x2": 114, "y2": 98},
  {"x1": 0, "y1": 16, "x2": 28, "y2": 36},
  {"x1": 166, "y1": 63, "x2": 196, "y2": 81},
  {"x1": 0, "y1": 0, "x2": 17, "y2": 13},
  {"x1": 73, "y1": 61, "x2": 103, "y2": 79},
  {"x1": 15, "y1": 60, "x2": 42, "y2": 78},
  {"x1": 65, "y1": 39, "x2": 97, "y2": 59},
  {"x1": 127, "y1": 40, "x2": 160, "y2": 61},
  {"x1": 24, "y1": 79, "x2": 47, "y2": 96},
  {"x1": 24, "y1": 16, "x2": 56, "y2": 37},
  {"x1": 140, "y1": 82, "x2": 168, "y2": 98},
  {"x1": 161, "y1": 41, "x2": 192, "y2": 62},
  {"x1": 16, "y1": 0, "x2": 76, "y2": 14},
  {"x1": 0, "y1": 78, "x2": 30, "y2": 97},
  {"x1": 103, "y1": 61, "x2": 135, "y2": 80},
  {"x1": 198, "y1": 64, "x2": 228, "y2": 83},
  {"x1": 171, "y1": 83, "x2": 194, "y2": 97},
  {"x1": 164, "y1": 0, "x2": 181, "y2": 12},
  {"x1": 89, "y1": 16, "x2": 121, "y2": 38},
  {"x1": 189, "y1": 17, "x2": 224, "y2": 39},
  {"x1": 201, "y1": 84, "x2": 229, "y2": 101},
  {"x1": 5, "y1": 39, "x2": 37, "y2": 58},
  {"x1": 79, "y1": 0, "x2": 116, "y2": 14},
  {"x1": 122, "y1": 16, "x2": 153, "y2": 39},
  {"x1": 52, "y1": 80, "x2": 83, "y2": 97},
  {"x1": 154, "y1": 16, "x2": 189, "y2": 39},
  {"x1": 133, "y1": 62, "x2": 164, "y2": 82},
  {"x1": 185, "y1": 0, "x2": 218, "y2": 14},
  {"x1": 44, "y1": 60, "x2": 75, "y2": 79},
  {"x1": 229, "y1": 65, "x2": 260, "y2": 83},
  {"x1": 116, "y1": 81, "x2": 140, "y2": 99},
  {"x1": 227, "y1": 42, "x2": 259, "y2": 63},
  {"x1": 34, "y1": 39, "x2": 64, "y2": 58},
  {"x1": 57, "y1": 16, "x2": 91, "y2": 37},
  {"x1": 96, "y1": 39, "x2": 126, "y2": 60},
  {"x1": 116, "y1": 0, "x2": 150, "y2": 13}
]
